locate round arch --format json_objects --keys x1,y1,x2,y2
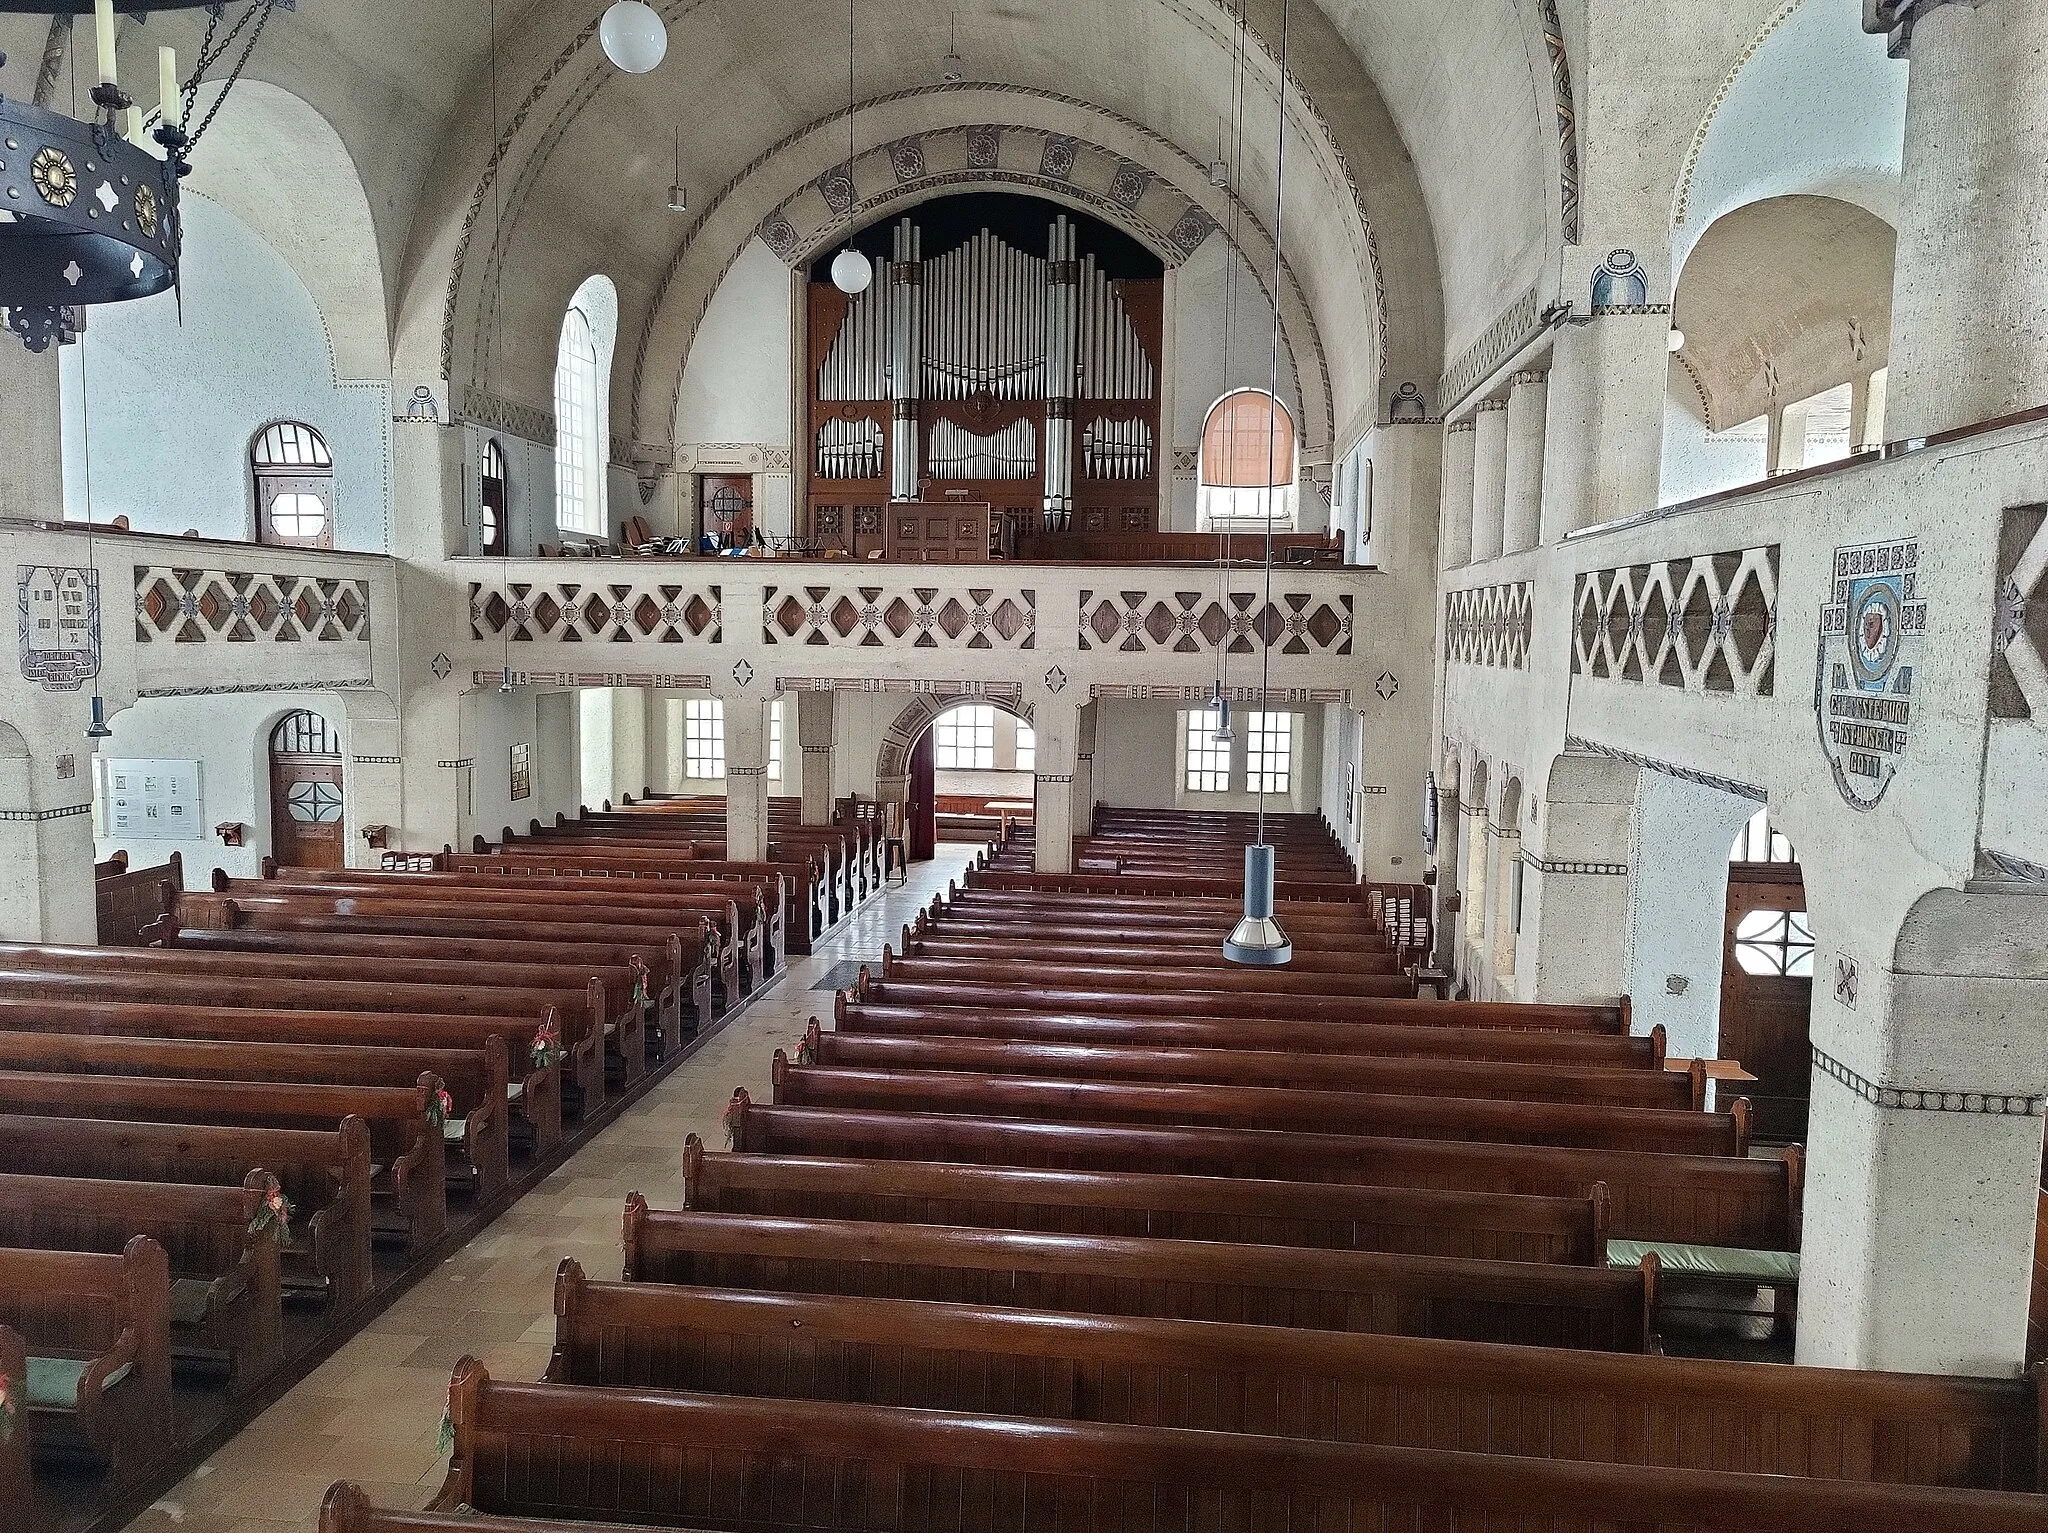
[{"x1": 874, "y1": 692, "x2": 1033, "y2": 787}]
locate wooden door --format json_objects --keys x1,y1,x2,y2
[
  {"x1": 269, "y1": 711, "x2": 345, "y2": 869},
  {"x1": 1719, "y1": 865, "x2": 1814, "y2": 1142},
  {"x1": 908, "y1": 728, "x2": 937, "y2": 863},
  {"x1": 702, "y1": 475, "x2": 754, "y2": 546}
]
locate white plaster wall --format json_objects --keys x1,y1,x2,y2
[
  {"x1": 469, "y1": 688, "x2": 543, "y2": 844},
  {"x1": 1171, "y1": 236, "x2": 1304, "y2": 459},
  {"x1": 1673, "y1": 0, "x2": 1907, "y2": 278},
  {"x1": 1094, "y1": 698, "x2": 1322, "y2": 816},
  {"x1": 1660, "y1": 370, "x2": 1768, "y2": 505},
  {"x1": 92, "y1": 691, "x2": 347, "y2": 886},
  {"x1": 675, "y1": 240, "x2": 794, "y2": 452},
  {"x1": 60, "y1": 195, "x2": 393, "y2": 550},
  {"x1": 645, "y1": 691, "x2": 801, "y2": 800},
  {"x1": 1623, "y1": 770, "x2": 1759, "y2": 1060}
]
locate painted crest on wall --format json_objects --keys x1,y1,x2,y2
[
  {"x1": 1816, "y1": 538, "x2": 1925, "y2": 811},
  {"x1": 16, "y1": 564, "x2": 100, "y2": 692}
]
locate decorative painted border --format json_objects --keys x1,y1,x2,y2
[
  {"x1": 139, "y1": 679, "x2": 375, "y2": 698},
  {"x1": 1812, "y1": 1045, "x2": 2045, "y2": 1117},
  {"x1": 1980, "y1": 848, "x2": 2048, "y2": 884},
  {"x1": 469, "y1": 670, "x2": 714, "y2": 690},
  {"x1": 1563, "y1": 735, "x2": 1767, "y2": 803},
  {"x1": 1089, "y1": 683, "x2": 1351, "y2": 705},
  {"x1": 351, "y1": 755, "x2": 403, "y2": 766},
  {"x1": 0, "y1": 803, "x2": 92, "y2": 823},
  {"x1": 1535, "y1": 0, "x2": 1582, "y2": 245},
  {"x1": 1440, "y1": 286, "x2": 1545, "y2": 412},
  {"x1": 1521, "y1": 853, "x2": 1628, "y2": 875},
  {"x1": 1672, "y1": 0, "x2": 1802, "y2": 229},
  {"x1": 436, "y1": 758, "x2": 475, "y2": 770},
  {"x1": 776, "y1": 677, "x2": 1025, "y2": 703}
]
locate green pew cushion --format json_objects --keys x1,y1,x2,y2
[
  {"x1": 1608, "y1": 1239, "x2": 1801, "y2": 1284},
  {"x1": 26, "y1": 1355, "x2": 132, "y2": 1409},
  {"x1": 442, "y1": 1117, "x2": 469, "y2": 1144},
  {"x1": 169, "y1": 1269, "x2": 249, "y2": 1327}
]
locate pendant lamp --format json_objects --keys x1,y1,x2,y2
[
  {"x1": 829, "y1": 0, "x2": 871, "y2": 295},
  {"x1": 1224, "y1": 844, "x2": 1292, "y2": 965},
  {"x1": 831, "y1": 247, "x2": 873, "y2": 295},
  {"x1": 600, "y1": 1, "x2": 668, "y2": 73}
]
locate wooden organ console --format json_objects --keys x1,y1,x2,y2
[{"x1": 806, "y1": 203, "x2": 1164, "y2": 557}]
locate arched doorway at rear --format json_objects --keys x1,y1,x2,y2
[
  {"x1": 269, "y1": 709, "x2": 345, "y2": 868},
  {"x1": 874, "y1": 694, "x2": 1036, "y2": 862}
]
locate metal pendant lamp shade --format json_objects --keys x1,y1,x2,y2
[{"x1": 1223, "y1": 843, "x2": 1291, "y2": 965}]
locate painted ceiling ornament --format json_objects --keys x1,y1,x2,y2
[
  {"x1": 1590, "y1": 249, "x2": 1649, "y2": 310},
  {"x1": 1816, "y1": 537, "x2": 1927, "y2": 811}
]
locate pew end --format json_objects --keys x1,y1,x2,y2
[
  {"x1": 1638, "y1": 1249, "x2": 1663, "y2": 1355},
  {"x1": 621, "y1": 1194, "x2": 649, "y2": 1282},
  {"x1": 681, "y1": 1136, "x2": 705, "y2": 1206},
  {"x1": 1688, "y1": 1059, "x2": 1709, "y2": 1113},
  {"x1": 802, "y1": 1020, "x2": 822, "y2": 1065},
  {"x1": 432, "y1": 1357, "x2": 489, "y2": 1511}
]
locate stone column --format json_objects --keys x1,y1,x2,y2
[
  {"x1": 1502, "y1": 372, "x2": 1547, "y2": 554},
  {"x1": 721, "y1": 694, "x2": 770, "y2": 863},
  {"x1": 1438, "y1": 422, "x2": 1476, "y2": 569},
  {"x1": 1518, "y1": 755, "x2": 1637, "y2": 1007},
  {"x1": 0, "y1": 341, "x2": 64, "y2": 520},
  {"x1": 1848, "y1": 370, "x2": 1887, "y2": 453},
  {"x1": 1029, "y1": 697, "x2": 1079, "y2": 875},
  {"x1": 796, "y1": 689, "x2": 836, "y2": 827},
  {"x1": 1768, "y1": 399, "x2": 1811, "y2": 476},
  {"x1": 1491, "y1": 828, "x2": 1524, "y2": 988},
  {"x1": 1430, "y1": 778, "x2": 1463, "y2": 972},
  {"x1": 0, "y1": 735, "x2": 95, "y2": 943},
  {"x1": 1886, "y1": 0, "x2": 2048, "y2": 441},
  {"x1": 1070, "y1": 701, "x2": 1097, "y2": 840},
  {"x1": 1468, "y1": 400, "x2": 1509, "y2": 564},
  {"x1": 1799, "y1": 890, "x2": 2048, "y2": 1375},
  {"x1": 1539, "y1": 312, "x2": 1669, "y2": 537}
]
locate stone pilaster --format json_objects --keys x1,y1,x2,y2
[
  {"x1": 796, "y1": 688, "x2": 836, "y2": 827},
  {"x1": 1502, "y1": 372, "x2": 1548, "y2": 554},
  {"x1": 1439, "y1": 422, "x2": 1476, "y2": 570},
  {"x1": 720, "y1": 693, "x2": 770, "y2": 863},
  {"x1": 1469, "y1": 400, "x2": 1509, "y2": 564}
]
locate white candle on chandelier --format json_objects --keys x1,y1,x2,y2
[
  {"x1": 93, "y1": 0, "x2": 119, "y2": 88},
  {"x1": 159, "y1": 46, "x2": 181, "y2": 133}
]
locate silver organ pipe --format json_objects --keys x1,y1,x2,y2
[
  {"x1": 1081, "y1": 417, "x2": 1153, "y2": 481},
  {"x1": 890, "y1": 218, "x2": 922, "y2": 500},
  {"x1": 816, "y1": 416, "x2": 886, "y2": 479},
  {"x1": 928, "y1": 417, "x2": 1038, "y2": 481},
  {"x1": 920, "y1": 229, "x2": 1048, "y2": 399},
  {"x1": 819, "y1": 259, "x2": 892, "y2": 402},
  {"x1": 1076, "y1": 254, "x2": 1154, "y2": 401}
]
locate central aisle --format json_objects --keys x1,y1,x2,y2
[{"x1": 126, "y1": 845, "x2": 984, "y2": 1533}]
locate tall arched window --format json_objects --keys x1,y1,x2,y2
[
  {"x1": 479, "y1": 439, "x2": 509, "y2": 556},
  {"x1": 552, "y1": 275, "x2": 619, "y2": 540},
  {"x1": 252, "y1": 421, "x2": 334, "y2": 548},
  {"x1": 1198, "y1": 389, "x2": 1297, "y2": 532}
]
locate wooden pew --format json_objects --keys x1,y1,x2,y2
[
  {"x1": 682, "y1": 1136, "x2": 1607, "y2": 1263},
  {"x1": 147, "y1": 922, "x2": 695, "y2": 1062},
  {"x1": 836, "y1": 994, "x2": 1666, "y2": 1067},
  {"x1": 94, "y1": 851, "x2": 182, "y2": 947},
  {"x1": 0, "y1": 1237, "x2": 171, "y2": 1483},
  {"x1": 769, "y1": 1055, "x2": 1744, "y2": 1156},
  {"x1": 0, "y1": 1115, "x2": 374, "y2": 1307},
  {"x1": 237, "y1": 865, "x2": 771, "y2": 998},
  {"x1": 623, "y1": 1199, "x2": 1659, "y2": 1351},
  {"x1": 412, "y1": 1365, "x2": 2048, "y2": 1532},
  {"x1": 0, "y1": 1072, "x2": 444, "y2": 1252},
  {"x1": 549, "y1": 1264, "x2": 2048, "y2": 1489},
  {"x1": 0, "y1": 1028, "x2": 512, "y2": 1196},
  {"x1": 904, "y1": 925, "x2": 1400, "y2": 974},
  {"x1": 0, "y1": 1170, "x2": 281, "y2": 1390},
  {"x1": 857, "y1": 972, "x2": 1623, "y2": 1030},
  {"x1": 729, "y1": 1096, "x2": 1802, "y2": 1251},
  {"x1": 881, "y1": 948, "x2": 1414, "y2": 997},
  {"x1": 0, "y1": 1324, "x2": 30, "y2": 1532},
  {"x1": 806, "y1": 1022, "x2": 1703, "y2": 1110}
]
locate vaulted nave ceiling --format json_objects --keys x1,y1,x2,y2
[{"x1": 0, "y1": 0, "x2": 1570, "y2": 437}]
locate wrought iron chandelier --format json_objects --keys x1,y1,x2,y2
[{"x1": 0, "y1": 0, "x2": 294, "y2": 351}]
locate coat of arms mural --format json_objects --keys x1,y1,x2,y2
[
  {"x1": 16, "y1": 565, "x2": 101, "y2": 693},
  {"x1": 1816, "y1": 538, "x2": 1925, "y2": 811}
]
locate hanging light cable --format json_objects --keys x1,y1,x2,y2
[
  {"x1": 829, "y1": 0, "x2": 872, "y2": 295},
  {"x1": 491, "y1": 0, "x2": 514, "y2": 694},
  {"x1": 1224, "y1": 0, "x2": 1291, "y2": 967},
  {"x1": 1209, "y1": 0, "x2": 1254, "y2": 745}
]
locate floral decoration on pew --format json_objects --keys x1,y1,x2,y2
[
  {"x1": 427, "y1": 1086, "x2": 455, "y2": 1132},
  {"x1": 436, "y1": 1409, "x2": 455, "y2": 1459},
  {"x1": 249, "y1": 1182, "x2": 294, "y2": 1244},
  {"x1": 0, "y1": 1368, "x2": 16, "y2": 1445},
  {"x1": 532, "y1": 1017, "x2": 561, "y2": 1070},
  {"x1": 630, "y1": 959, "x2": 649, "y2": 1011},
  {"x1": 720, "y1": 1090, "x2": 746, "y2": 1150}
]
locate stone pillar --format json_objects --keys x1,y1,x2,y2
[
  {"x1": 1539, "y1": 312, "x2": 1669, "y2": 537},
  {"x1": 0, "y1": 341, "x2": 64, "y2": 520},
  {"x1": 721, "y1": 694, "x2": 770, "y2": 863},
  {"x1": 0, "y1": 735, "x2": 95, "y2": 943},
  {"x1": 1438, "y1": 422, "x2": 1476, "y2": 569},
  {"x1": 1518, "y1": 755, "x2": 1637, "y2": 1007},
  {"x1": 1886, "y1": 0, "x2": 2048, "y2": 442},
  {"x1": 1768, "y1": 399, "x2": 1810, "y2": 476},
  {"x1": 1800, "y1": 890, "x2": 2048, "y2": 1375},
  {"x1": 1491, "y1": 828, "x2": 1523, "y2": 987},
  {"x1": 1502, "y1": 372, "x2": 1547, "y2": 554},
  {"x1": 1029, "y1": 698, "x2": 1079, "y2": 875},
  {"x1": 1461, "y1": 796, "x2": 1491, "y2": 986},
  {"x1": 1468, "y1": 400, "x2": 1509, "y2": 564},
  {"x1": 796, "y1": 689, "x2": 836, "y2": 826},
  {"x1": 1070, "y1": 701, "x2": 1097, "y2": 839},
  {"x1": 1848, "y1": 370, "x2": 1887, "y2": 453}
]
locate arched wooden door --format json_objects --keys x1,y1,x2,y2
[{"x1": 269, "y1": 710, "x2": 345, "y2": 868}]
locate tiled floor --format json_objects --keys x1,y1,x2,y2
[{"x1": 122, "y1": 845, "x2": 984, "y2": 1533}]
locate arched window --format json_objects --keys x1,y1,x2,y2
[
  {"x1": 252, "y1": 421, "x2": 334, "y2": 548},
  {"x1": 479, "y1": 439, "x2": 509, "y2": 556},
  {"x1": 553, "y1": 276, "x2": 618, "y2": 540},
  {"x1": 1198, "y1": 389, "x2": 1297, "y2": 532}
]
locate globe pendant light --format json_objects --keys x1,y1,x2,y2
[
  {"x1": 831, "y1": 247, "x2": 873, "y2": 295},
  {"x1": 600, "y1": 1, "x2": 668, "y2": 73}
]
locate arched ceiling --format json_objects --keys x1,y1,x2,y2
[
  {"x1": 0, "y1": 2, "x2": 1574, "y2": 439},
  {"x1": 1672, "y1": 193, "x2": 1896, "y2": 432}
]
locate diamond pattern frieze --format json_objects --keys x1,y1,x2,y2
[
  {"x1": 1077, "y1": 588, "x2": 1353, "y2": 657},
  {"x1": 1571, "y1": 545, "x2": 1777, "y2": 697},
  {"x1": 762, "y1": 585, "x2": 1036, "y2": 650},
  {"x1": 1991, "y1": 504, "x2": 2048, "y2": 722},
  {"x1": 468, "y1": 580, "x2": 723, "y2": 644},
  {"x1": 1444, "y1": 581, "x2": 1532, "y2": 671},
  {"x1": 134, "y1": 566, "x2": 372, "y2": 647}
]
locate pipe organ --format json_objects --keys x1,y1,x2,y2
[{"x1": 806, "y1": 200, "x2": 1163, "y2": 556}]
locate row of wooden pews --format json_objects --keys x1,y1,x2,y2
[
  {"x1": 989, "y1": 805, "x2": 1359, "y2": 882},
  {"x1": 0, "y1": 802, "x2": 883, "y2": 1532},
  {"x1": 326, "y1": 813, "x2": 2048, "y2": 1532}
]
